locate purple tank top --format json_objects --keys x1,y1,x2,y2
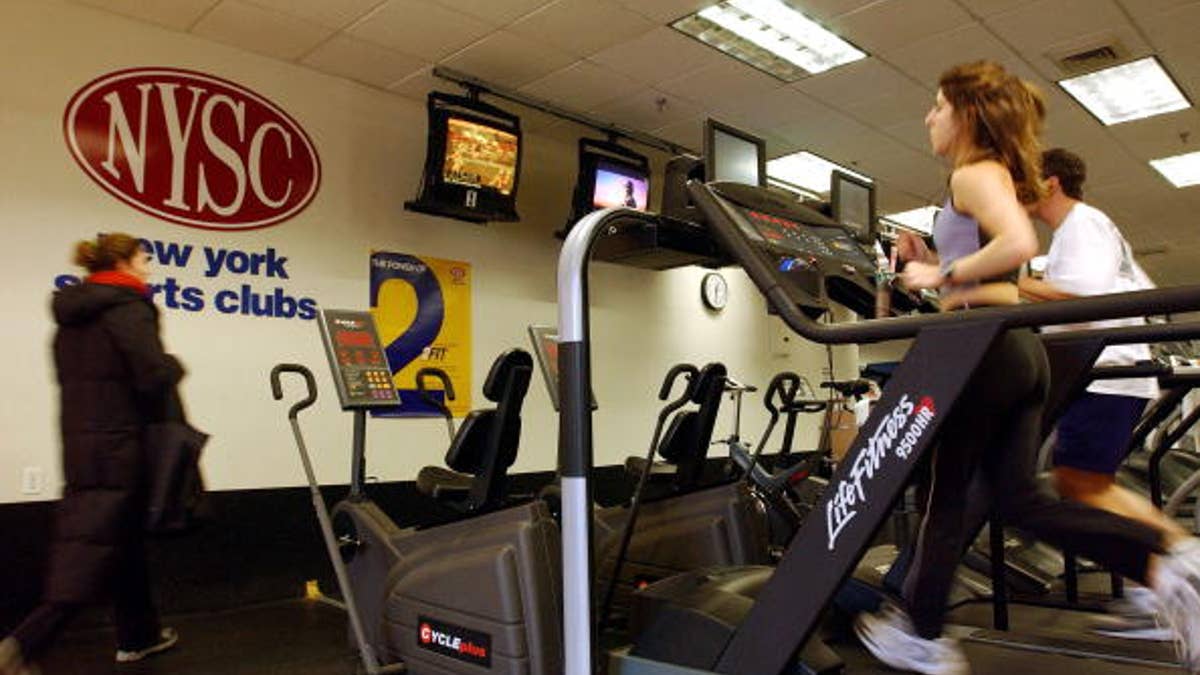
[{"x1": 932, "y1": 197, "x2": 1016, "y2": 290}]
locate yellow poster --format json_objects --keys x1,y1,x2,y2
[{"x1": 369, "y1": 252, "x2": 471, "y2": 417}]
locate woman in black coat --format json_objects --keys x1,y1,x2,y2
[{"x1": 1, "y1": 233, "x2": 183, "y2": 675}]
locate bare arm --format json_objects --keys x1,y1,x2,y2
[
  {"x1": 1018, "y1": 275, "x2": 1078, "y2": 303},
  {"x1": 948, "y1": 162, "x2": 1040, "y2": 281}
]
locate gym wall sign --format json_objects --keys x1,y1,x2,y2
[{"x1": 63, "y1": 67, "x2": 320, "y2": 231}]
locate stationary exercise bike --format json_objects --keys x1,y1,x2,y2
[{"x1": 273, "y1": 308, "x2": 562, "y2": 674}]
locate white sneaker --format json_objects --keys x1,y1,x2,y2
[
  {"x1": 1091, "y1": 586, "x2": 1175, "y2": 641},
  {"x1": 115, "y1": 627, "x2": 178, "y2": 664},
  {"x1": 854, "y1": 604, "x2": 970, "y2": 675},
  {"x1": 1153, "y1": 541, "x2": 1200, "y2": 673}
]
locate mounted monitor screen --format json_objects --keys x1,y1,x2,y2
[
  {"x1": 562, "y1": 138, "x2": 650, "y2": 235},
  {"x1": 830, "y1": 170, "x2": 875, "y2": 244},
  {"x1": 704, "y1": 119, "x2": 766, "y2": 187},
  {"x1": 405, "y1": 92, "x2": 522, "y2": 223}
]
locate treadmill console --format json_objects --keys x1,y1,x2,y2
[
  {"x1": 708, "y1": 182, "x2": 928, "y2": 317},
  {"x1": 317, "y1": 308, "x2": 401, "y2": 410}
]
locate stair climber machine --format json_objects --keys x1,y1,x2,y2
[
  {"x1": 554, "y1": 178, "x2": 1200, "y2": 675},
  {"x1": 271, "y1": 309, "x2": 564, "y2": 675}
]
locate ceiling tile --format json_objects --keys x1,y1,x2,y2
[
  {"x1": 881, "y1": 23, "x2": 1032, "y2": 89},
  {"x1": 191, "y1": 1, "x2": 335, "y2": 60},
  {"x1": 588, "y1": 27, "x2": 724, "y2": 87},
  {"x1": 656, "y1": 58, "x2": 785, "y2": 110},
  {"x1": 301, "y1": 34, "x2": 428, "y2": 89},
  {"x1": 438, "y1": 29, "x2": 577, "y2": 88},
  {"x1": 1108, "y1": 110, "x2": 1200, "y2": 161},
  {"x1": 1117, "y1": 0, "x2": 1200, "y2": 21},
  {"x1": 652, "y1": 115, "x2": 705, "y2": 152},
  {"x1": 68, "y1": 0, "x2": 220, "y2": 31},
  {"x1": 713, "y1": 86, "x2": 836, "y2": 136},
  {"x1": 829, "y1": 0, "x2": 975, "y2": 54},
  {"x1": 519, "y1": 60, "x2": 643, "y2": 111},
  {"x1": 591, "y1": 89, "x2": 703, "y2": 135},
  {"x1": 795, "y1": 58, "x2": 926, "y2": 109},
  {"x1": 789, "y1": 0, "x2": 880, "y2": 23},
  {"x1": 347, "y1": 0, "x2": 497, "y2": 61},
  {"x1": 985, "y1": 0, "x2": 1137, "y2": 75},
  {"x1": 242, "y1": 0, "x2": 383, "y2": 29},
  {"x1": 429, "y1": 0, "x2": 553, "y2": 24},
  {"x1": 1134, "y1": 2, "x2": 1200, "y2": 55},
  {"x1": 507, "y1": 0, "x2": 656, "y2": 58},
  {"x1": 955, "y1": 0, "x2": 1039, "y2": 17},
  {"x1": 610, "y1": 0, "x2": 714, "y2": 23},
  {"x1": 388, "y1": 66, "x2": 443, "y2": 101}
]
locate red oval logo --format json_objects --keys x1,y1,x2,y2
[{"x1": 64, "y1": 67, "x2": 320, "y2": 231}]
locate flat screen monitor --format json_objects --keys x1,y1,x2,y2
[
  {"x1": 704, "y1": 118, "x2": 766, "y2": 187},
  {"x1": 562, "y1": 138, "x2": 650, "y2": 236},
  {"x1": 830, "y1": 170, "x2": 875, "y2": 244},
  {"x1": 406, "y1": 92, "x2": 522, "y2": 223}
]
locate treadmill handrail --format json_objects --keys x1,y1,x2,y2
[{"x1": 686, "y1": 181, "x2": 1200, "y2": 344}]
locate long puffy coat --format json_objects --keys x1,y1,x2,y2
[{"x1": 45, "y1": 281, "x2": 183, "y2": 603}]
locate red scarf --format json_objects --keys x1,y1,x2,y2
[{"x1": 86, "y1": 270, "x2": 150, "y2": 297}]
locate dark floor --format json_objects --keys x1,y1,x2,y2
[{"x1": 36, "y1": 596, "x2": 1183, "y2": 675}]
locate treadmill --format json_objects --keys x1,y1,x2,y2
[{"x1": 554, "y1": 178, "x2": 1200, "y2": 675}]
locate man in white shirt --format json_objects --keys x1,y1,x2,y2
[{"x1": 1021, "y1": 148, "x2": 1188, "y2": 638}]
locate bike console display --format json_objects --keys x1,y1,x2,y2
[
  {"x1": 316, "y1": 308, "x2": 401, "y2": 410},
  {"x1": 705, "y1": 182, "x2": 925, "y2": 317}
]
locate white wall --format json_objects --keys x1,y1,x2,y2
[{"x1": 0, "y1": 0, "x2": 853, "y2": 503}]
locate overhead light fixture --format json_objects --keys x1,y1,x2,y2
[
  {"x1": 881, "y1": 205, "x2": 940, "y2": 235},
  {"x1": 766, "y1": 151, "x2": 870, "y2": 194},
  {"x1": 672, "y1": 0, "x2": 866, "y2": 82},
  {"x1": 1150, "y1": 150, "x2": 1200, "y2": 188},
  {"x1": 1059, "y1": 56, "x2": 1191, "y2": 125}
]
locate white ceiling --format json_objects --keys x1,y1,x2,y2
[{"x1": 68, "y1": 0, "x2": 1200, "y2": 285}]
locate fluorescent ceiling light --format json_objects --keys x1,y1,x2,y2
[
  {"x1": 672, "y1": 0, "x2": 866, "y2": 82},
  {"x1": 1059, "y1": 56, "x2": 1190, "y2": 125},
  {"x1": 766, "y1": 151, "x2": 870, "y2": 194},
  {"x1": 1150, "y1": 150, "x2": 1200, "y2": 188},
  {"x1": 882, "y1": 206, "x2": 939, "y2": 235}
]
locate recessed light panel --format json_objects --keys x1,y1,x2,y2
[
  {"x1": 672, "y1": 0, "x2": 866, "y2": 82},
  {"x1": 1150, "y1": 151, "x2": 1200, "y2": 188},
  {"x1": 882, "y1": 206, "x2": 940, "y2": 235},
  {"x1": 767, "y1": 151, "x2": 870, "y2": 194},
  {"x1": 1059, "y1": 56, "x2": 1190, "y2": 125}
]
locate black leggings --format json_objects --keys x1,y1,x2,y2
[
  {"x1": 901, "y1": 328, "x2": 1165, "y2": 638},
  {"x1": 12, "y1": 538, "x2": 160, "y2": 659}
]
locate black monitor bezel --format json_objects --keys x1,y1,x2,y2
[
  {"x1": 405, "y1": 91, "x2": 522, "y2": 223},
  {"x1": 829, "y1": 169, "x2": 875, "y2": 244},
  {"x1": 703, "y1": 118, "x2": 767, "y2": 187},
  {"x1": 564, "y1": 138, "x2": 651, "y2": 232}
]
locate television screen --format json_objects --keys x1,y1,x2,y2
[
  {"x1": 704, "y1": 119, "x2": 765, "y2": 187},
  {"x1": 830, "y1": 170, "x2": 875, "y2": 243},
  {"x1": 406, "y1": 92, "x2": 522, "y2": 223},
  {"x1": 561, "y1": 138, "x2": 650, "y2": 236},
  {"x1": 593, "y1": 161, "x2": 649, "y2": 210},
  {"x1": 442, "y1": 117, "x2": 518, "y2": 195}
]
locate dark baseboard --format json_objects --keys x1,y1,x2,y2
[{"x1": 0, "y1": 457, "x2": 748, "y2": 633}]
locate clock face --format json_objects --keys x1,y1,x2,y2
[{"x1": 702, "y1": 272, "x2": 728, "y2": 310}]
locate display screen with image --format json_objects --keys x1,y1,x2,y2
[
  {"x1": 442, "y1": 117, "x2": 519, "y2": 196},
  {"x1": 830, "y1": 170, "x2": 875, "y2": 243},
  {"x1": 592, "y1": 161, "x2": 649, "y2": 210},
  {"x1": 705, "y1": 119, "x2": 766, "y2": 187}
]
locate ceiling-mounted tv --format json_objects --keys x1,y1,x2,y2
[
  {"x1": 560, "y1": 138, "x2": 650, "y2": 236},
  {"x1": 405, "y1": 91, "x2": 522, "y2": 223}
]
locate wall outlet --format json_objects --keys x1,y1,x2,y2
[{"x1": 21, "y1": 466, "x2": 44, "y2": 495}]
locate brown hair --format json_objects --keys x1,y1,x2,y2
[
  {"x1": 73, "y1": 232, "x2": 142, "y2": 273},
  {"x1": 1041, "y1": 147, "x2": 1087, "y2": 200},
  {"x1": 939, "y1": 61, "x2": 1047, "y2": 204}
]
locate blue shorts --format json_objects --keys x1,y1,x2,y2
[{"x1": 1053, "y1": 392, "x2": 1149, "y2": 474}]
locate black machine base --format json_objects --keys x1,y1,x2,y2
[{"x1": 628, "y1": 566, "x2": 843, "y2": 674}]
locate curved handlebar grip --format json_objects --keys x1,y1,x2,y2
[
  {"x1": 658, "y1": 364, "x2": 700, "y2": 401},
  {"x1": 416, "y1": 367, "x2": 456, "y2": 401},
  {"x1": 764, "y1": 372, "x2": 801, "y2": 414},
  {"x1": 270, "y1": 364, "x2": 317, "y2": 418}
]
